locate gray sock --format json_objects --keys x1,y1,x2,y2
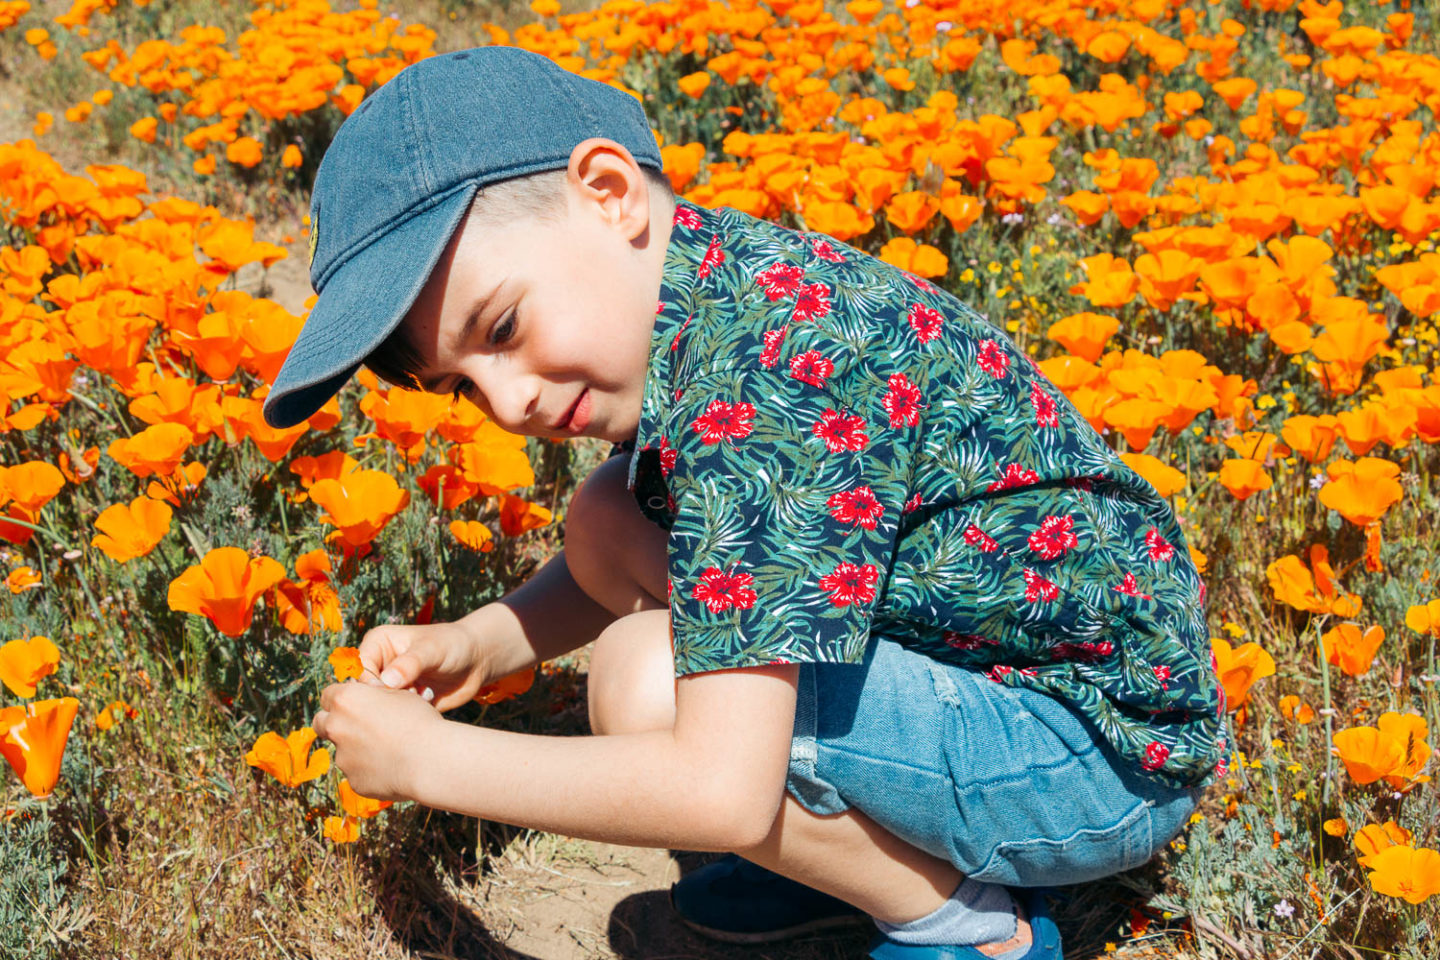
[{"x1": 873, "y1": 877, "x2": 1020, "y2": 948}]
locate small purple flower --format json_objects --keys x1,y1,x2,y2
[{"x1": 1273, "y1": 899, "x2": 1295, "y2": 919}]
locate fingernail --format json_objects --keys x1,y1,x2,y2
[
  {"x1": 421, "y1": 687, "x2": 435, "y2": 703},
  {"x1": 380, "y1": 669, "x2": 403, "y2": 688}
]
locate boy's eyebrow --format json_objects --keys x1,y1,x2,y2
[{"x1": 419, "y1": 289, "x2": 496, "y2": 392}]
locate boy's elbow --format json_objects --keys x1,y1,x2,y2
[{"x1": 692, "y1": 770, "x2": 786, "y2": 852}]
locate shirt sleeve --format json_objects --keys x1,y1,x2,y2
[{"x1": 659, "y1": 366, "x2": 917, "y2": 676}]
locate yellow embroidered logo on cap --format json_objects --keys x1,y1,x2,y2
[{"x1": 307, "y1": 210, "x2": 319, "y2": 268}]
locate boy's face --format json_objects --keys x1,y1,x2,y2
[{"x1": 400, "y1": 143, "x2": 670, "y2": 444}]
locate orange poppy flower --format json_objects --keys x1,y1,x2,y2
[
  {"x1": 1265, "y1": 545, "x2": 1361, "y2": 618},
  {"x1": 1280, "y1": 414, "x2": 1341, "y2": 462},
  {"x1": 1217, "y1": 459, "x2": 1271, "y2": 500},
  {"x1": 1406, "y1": 599, "x2": 1440, "y2": 638},
  {"x1": 359, "y1": 386, "x2": 453, "y2": 462},
  {"x1": 146, "y1": 462, "x2": 208, "y2": 508},
  {"x1": 1321, "y1": 623, "x2": 1385, "y2": 677},
  {"x1": 197, "y1": 219, "x2": 287, "y2": 278},
  {"x1": 310, "y1": 469, "x2": 411, "y2": 549},
  {"x1": 339, "y1": 778, "x2": 393, "y2": 819},
  {"x1": 1278, "y1": 694, "x2": 1315, "y2": 725},
  {"x1": 499, "y1": 495, "x2": 553, "y2": 537},
  {"x1": 1355, "y1": 821, "x2": 1412, "y2": 867},
  {"x1": 474, "y1": 666, "x2": 536, "y2": 705},
  {"x1": 225, "y1": 137, "x2": 263, "y2": 168},
  {"x1": 677, "y1": 71, "x2": 711, "y2": 98},
  {"x1": 1118, "y1": 453, "x2": 1187, "y2": 498},
  {"x1": 449, "y1": 519, "x2": 495, "y2": 553},
  {"x1": 1334, "y1": 713, "x2": 1429, "y2": 789},
  {"x1": 289, "y1": 451, "x2": 362, "y2": 494},
  {"x1": 323, "y1": 815, "x2": 360, "y2": 843},
  {"x1": 1366, "y1": 845, "x2": 1440, "y2": 905},
  {"x1": 58, "y1": 445, "x2": 100, "y2": 485},
  {"x1": 106, "y1": 422, "x2": 193, "y2": 478},
  {"x1": 0, "y1": 697, "x2": 80, "y2": 798},
  {"x1": 221, "y1": 394, "x2": 309, "y2": 462},
  {"x1": 329, "y1": 647, "x2": 363, "y2": 682},
  {"x1": 0, "y1": 635, "x2": 60, "y2": 698},
  {"x1": 1210, "y1": 638, "x2": 1274, "y2": 710},
  {"x1": 1222, "y1": 431, "x2": 1277, "y2": 462},
  {"x1": 1070, "y1": 254, "x2": 1137, "y2": 308},
  {"x1": 877, "y1": 237, "x2": 948, "y2": 279},
  {"x1": 5, "y1": 566, "x2": 41, "y2": 594},
  {"x1": 92, "y1": 496, "x2": 173, "y2": 562},
  {"x1": 168, "y1": 547, "x2": 287, "y2": 637},
  {"x1": 452, "y1": 437, "x2": 535, "y2": 495},
  {"x1": 245, "y1": 727, "x2": 330, "y2": 788},
  {"x1": 1046, "y1": 312, "x2": 1118, "y2": 362},
  {"x1": 885, "y1": 192, "x2": 940, "y2": 234},
  {"x1": 94, "y1": 699, "x2": 137, "y2": 732},
  {"x1": 1318, "y1": 457, "x2": 1403, "y2": 527},
  {"x1": 281, "y1": 144, "x2": 303, "y2": 169}
]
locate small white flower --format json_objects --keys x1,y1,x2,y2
[
  {"x1": 1001, "y1": 213, "x2": 1024, "y2": 226},
  {"x1": 1273, "y1": 899, "x2": 1295, "y2": 919},
  {"x1": 1309, "y1": 473, "x2": 1327, "y2": 490},
  {"x1": 935, "y1": 20, "x2": 953, "y2": 31}
]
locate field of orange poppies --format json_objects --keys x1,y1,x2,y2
[{"x1": 1, "y1": 0, "x2": 1438, "y2": 956}]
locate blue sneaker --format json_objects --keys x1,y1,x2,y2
[
  {"x1": 866, "y1": 887, "x2": 1062, "y2": 960},
  {"x1": 669, "y1": 853, "x2": 872, "y2": 944}
]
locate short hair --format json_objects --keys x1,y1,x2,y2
[{"x1": 360, "y1": 165, "x2": 676, "y2": 392}]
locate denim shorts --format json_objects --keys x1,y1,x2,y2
[{"x1": 787, "y1": 635, "x2": 1204, "y2": 888}]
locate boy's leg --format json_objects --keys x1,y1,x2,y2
[{"x1": 566, "y1": 456, "x2": 1030, "y2": 952}]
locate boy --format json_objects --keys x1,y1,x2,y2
[{"x1": 272, "y1": 48, "x2": 1222, "y2": 960}]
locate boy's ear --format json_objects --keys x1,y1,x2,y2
[{"x1": 567, "y1": 137, "x2": 651, "y2": 241}]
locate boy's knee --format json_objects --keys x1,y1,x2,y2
[
  {"x1": 565, "y1": 456, "x2": 666, "y2": 615},
  {"x1": 587, "y1": 610, "x2": 675, "y2": 736}
]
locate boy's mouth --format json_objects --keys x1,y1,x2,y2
[{"x1": 554, "y1": 388, "x2": 590, "y2": 434}]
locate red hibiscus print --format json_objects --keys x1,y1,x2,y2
[
  {"x1": 759, "y1": 327, "x2": 787, "y2": 368},
  {"x1": 907, "y1": 273, "x2": 938, "y2": 294},
  {"x1": 986, "y1": 664, "x2": 1013, "y2": 683},
  {"x1": 977, "y1": 339, "x2": 1010, "y2": 378},
  {"x1": 907, "y1": 303, "x2": 944, "y2": 343},
  {"x1": 1153, "y1": 664, "x2": 1171, "y2": 689},
  {"x1": 793, "y1": 282, "x2": 833, "y2": 323},
  {"x1": 903, "y1": 492, "x2": 923, "y2": 514},
  {"x1": 813, "y1": 409, "x2": 869, "y2": 452},
  {"x1": 986, "y1": 463, "x2": 1040, "y2": 492},
  {"x1": 698, "y1": 235, "x2": 725, "y2": 278},
  {"x1": 818, "y1": 561, "x2": 879, "y2": 607},
  {"x1": 944, "y1": 631, "x2": 996, "y2": 650},
  {"x1": 883, "y1": 373, "x2": 923, "y2": 427},
  {"x1": 1022, "y1": 568, "x2": 1059, "y2": 603},
  {"x1": 1053, "y1": 639, "x2": 1114, "y2": 661},
  {"x1": 1027, "y1": 515, "x2": 1077, "y2": 560},
  {"x1": 1030, "y1": 381, "x2": 1059, "y2": 427},
  {"x1": 810, "y1": 237, "x2": 845, "y2": 262},
  {"x1": 691, "y1": 400, "x2": 755, "y2": 445},
  {"x1": 1141, "y1": 741, "x2": 1171, "y2": 771},
  {"x1": 827, "y1": 485, "x2": 885, "y2": 530},
  {"x1": 756, "y1": 263, "x2": 805, "y2": 301},
  {"x1": 1113, "y1": 571, "x2": 1152, "y2": 599},
  {"x1": 789, "y1": 350, "x2": 834, "y2": 388},
  {"x1": 962, "y1": 524, "x2": 998, "y2": 552},
  {"x1": 658, "y1": 435, "x2": 678, "y2": 477},
  {"x1": 673, "y1": 207, "x2": 702, "y2": 229},
  {"x1": 1144, "y1": 528, "x2": 1175, "y2": 561},
  {"x1": 692, "y1": 566, "x2": 758, "y2": 613}
]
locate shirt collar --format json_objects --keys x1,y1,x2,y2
[{"x1": 628, "y1": 198, "x2": 729, "y2": 485}]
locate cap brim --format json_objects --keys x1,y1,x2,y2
[{"x1": 262, "y1": 183, "x2": 480, "y2": 429}]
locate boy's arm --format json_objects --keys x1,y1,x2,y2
[{"x1": 318, "y1": 662, "x2": 799, "y2": 852}]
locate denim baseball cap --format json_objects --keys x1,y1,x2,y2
[{"x1": 262, "y1": 46, "x2": 664, "y2": 429}]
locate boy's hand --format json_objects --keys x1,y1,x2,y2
[
  {"x1": 358, "y1": 621, "x2": 488, "y2": 711},
  {"x1": 313, "y1": 681, "x2": 440, "y2": 802}
]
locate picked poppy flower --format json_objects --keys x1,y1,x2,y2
[
  {"x1": 328, "y1": 647, "x2": 363, "y2": 682},
  {"x1": 167, "y1": 547, "x2": 287, "y2": 637},
  {"x1": 0, "y1": 697, "x2": 80, "y2": 798},
  {"x1": 310, "y1": 469, "x2": 411, "y2": 550},
  {"x1": 1210, "y1": 637, "x2": 1274, "y2": 710},
  {"x1": 244, "y1": 727, "x2": 330, "y2": 788},
  {"x1": 339, "y1": 778, "x2": 392, "y2": 819},
  {"x1": 0, "y1": 635, "x2": 60, "y2": 698},
  {"x1": 475, "y1": 667, "x2": 536, "y2": 705},
  {"x1": 92, "y1": 496, "x2": 173, "y2": 562},
  {"x1": 1322, "y1": 623, "x2": 1385, "y2": 677},
  {"x1": 323, "y1": 815, "x2": 360, "y2": 843},
  {"x1": 5, "y1": 566, "x2": 41, "y2": 594},
  {"x1": 1365, "y1": 845, "x2": 1440, "y2": 905}
]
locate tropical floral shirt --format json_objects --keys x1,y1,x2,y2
[{"x1": 622, "y1": 198, "x2": 1226, "y2": 789}]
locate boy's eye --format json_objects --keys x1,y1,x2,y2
[{"x1": 491, "y1": 311, "x2": 516, "y2": 345}]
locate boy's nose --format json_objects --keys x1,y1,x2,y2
[{"x1": 469, "y1": 366, "x2": 539, "y2": 433}]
